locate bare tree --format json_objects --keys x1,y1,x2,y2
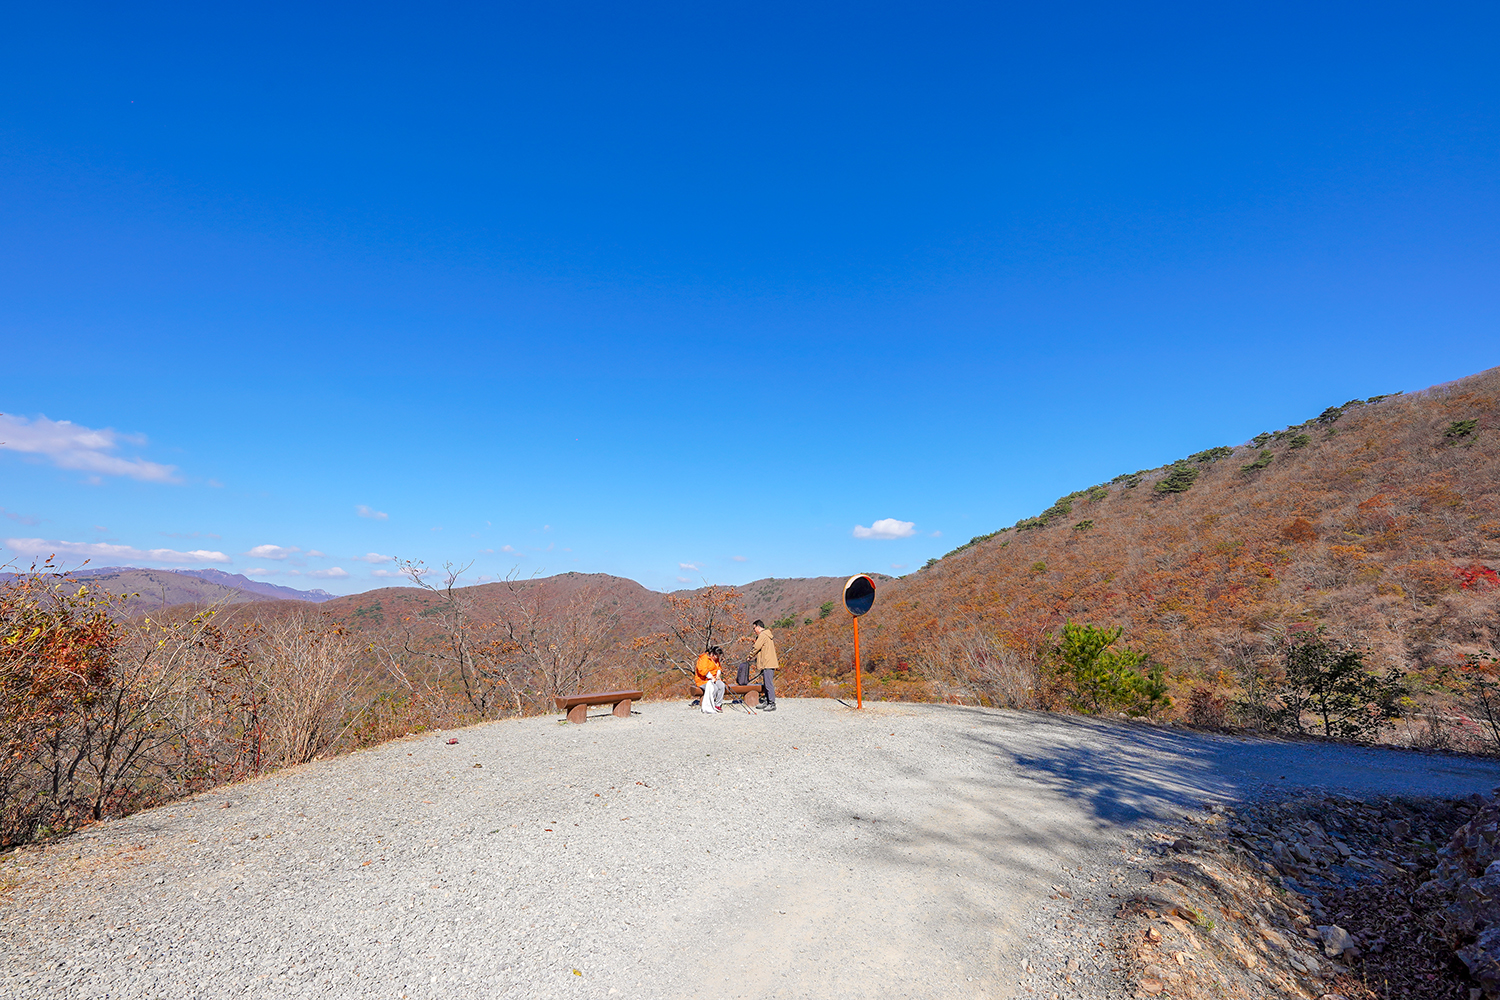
[
  {"x1": 396, "y1": 559, "x2": 519, "y2": 715},
  {"x1": 496, "y1": 577, "x2": 619, "y2": 704},
  {"x1": 636, "y1": 584, "x2": 747, "y2": 677}
]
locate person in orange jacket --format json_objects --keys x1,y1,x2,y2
[{"x1": 694, "y1": 645, "x2": 726, "y2": 714}]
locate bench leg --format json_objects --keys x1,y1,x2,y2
[
  {"x1": 567, "y1": 703, "x2": 587, "y2": 724},
  {"x1": 613, "y1": 698, "x2": 632, "y2": 718}
]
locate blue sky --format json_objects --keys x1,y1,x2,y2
[{"x1": 2, "y1": 2, "x2": 1497, "y2": 594}]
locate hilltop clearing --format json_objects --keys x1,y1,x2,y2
[{"x1": 5, "y1": 702, "x2": 1497, "y2": 1000}]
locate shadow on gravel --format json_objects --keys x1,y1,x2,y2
[{"x1": 955, "y1": 709, "x2": 1500, "y2": 828}]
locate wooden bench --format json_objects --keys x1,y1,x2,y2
[
  {"x1": 687, "y1": 681, "x2": 763, "y2": 706},
  {"x1": 555, "y1": 689, "x2": 643, "y2": 724}
]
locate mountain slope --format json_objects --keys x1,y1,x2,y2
[{"x1": 763, "y1": 366, "x2": 1500, "y2": 704}]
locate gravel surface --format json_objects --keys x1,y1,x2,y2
[{"x1": 5, "y1": 699, "x2": 1499, "y2": 1000}]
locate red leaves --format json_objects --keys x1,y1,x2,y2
[{"x1": 1456, "y1": 564, "x2": 1500, "y2": 590}]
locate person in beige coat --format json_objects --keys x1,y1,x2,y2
[{"x1": 751, "y1": 620, "x2": 779, "y2": 711}]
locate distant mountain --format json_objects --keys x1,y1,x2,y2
[{"x1": 50, "y1": 567, "x2": 337, "y2": 606}]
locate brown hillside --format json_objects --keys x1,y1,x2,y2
[
  {"x1": 763, "y1": 366, "x2": 1500, "y2": 709},
  {"x1": 672, "y1": 574, "x2": 895, "y2": 628}
]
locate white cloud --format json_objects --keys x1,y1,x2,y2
[
  {"x1": 306, "y1": 567, "x2": 349, "y2": 579},
  {"x1": 731, "y1": 555, "x2": 747, "y2": 562},
  {"x1": 246, "y1": 544, "x2": 299, "y2": 560},
  {"x1": 307, "y1": 549, "x2": 326, "y2": 558},
  {"x1": 501, "y1": 544, "x2": 516, "y2": 553},
  {"x1": 891, "y1": 563, "x2": 908, "y2": 570},
  {"x1": 0, "y1": 413, "x2": 180, "y2": 483},
  {"x1": 4, "y1": 537, "x2": 230, "y2": 564},
  {"x1": 372, "y1": 566, "x2": 427, "y2": 579},
  {"x1": 679, "y1": 562, "x2": 700, "y2": 571},
  {"x1": 930, "y1": 530, "x2": 942, "y2": 538},
  {"x1": 354, "y1": 552, "x2": 394, "y2": 564},
  {"x1": 356, "y1": 505, "x2": 388, "y2": 520},
  {"x1": 676, "y1": 576, "x2": 691, "y2": 583},
  {"x1": 853, "y1": 518, "x2": 917, "y2": 540}
]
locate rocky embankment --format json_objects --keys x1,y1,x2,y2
[{"x1": 1106, "y1": 790, "x2": 1496, "y2": 1000}]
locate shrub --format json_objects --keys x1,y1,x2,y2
[
  {"x1": 1282, "y1": 517, "x2": 1317, "y2": 544},
  {"x1": 1240, "y1": 449, "x2": 1274, "y2": 473},
  {"x1": 1111, "y1": 471, "x2": 1146, "y2": 488},
  {"x1": 1185, "y1": 687, "x2": 1230, "y2": 728},
  {"x1": 1073, "y1": 520, "x2": 1095, "y2": 532},
  {"x1": 1030, "y1": 561, "x2": 1048, "y2": 574},
  {"x1": 1271, "y1": 631, "x2": 1405, "y2": 740},
  {"x1": 1252, "y1": 432, "x2": 1272, "y2": 448},
  {"x1": 1190, "y1": 446, "x2": 1232, "y2": 464},
  {"x1": 1289, "y1": 433, "x2": 1311, "y2": 449},
  {"x1": 922, "y1": 557, "x2": 939, "y2": 570},
  {"x1": 771, "y1": 612, "x2": 798, "y2": 629},
  {"x1": 1050, "y1": 622, "x2": 1169, "y2": 717},
  {"x1": 818, "y1": 601, "x2": 834, "y2": 619},
  {"x1": 1446, "y1": 419, "x2": 1478, "y2": 441},
  {"x1": 1154, "y1": 462, "x2": 1200, "y2": 494}
]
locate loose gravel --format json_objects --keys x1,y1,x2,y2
[{"x1": 5, "y1": 700, "x2": 1499, "y2": 1000}]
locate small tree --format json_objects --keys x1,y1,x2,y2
[
  {"x1": 1051, "y1": 623, "x2": 1169, "y2": 717},
  {"x1": 1272, "y1": 630, "x2": 1404, "y2": 740},
  {"x1": 635, "y1": 584, "x2": 746, "y2": 677}
]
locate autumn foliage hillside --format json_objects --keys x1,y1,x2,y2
[{"x1": 766, "y1": 366, "x2": 1500, "y2": 721}]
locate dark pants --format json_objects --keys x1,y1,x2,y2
[{"x1": 761, "y1": 668, "x2": 776, "y2": 705}]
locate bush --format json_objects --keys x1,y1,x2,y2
[
  {"x1": 1272, "y1": 631, "x2": 1405, "y2": 740},
  {"x1": 1447, "y1": 419, "x2": 1478, "y2": 441},
  {"x1": 771, "y1": 613, "x2": 798, "y2": 629},
  {"x1": 1186, "y1": 687, "x2": 1230, "y2": 728},
  {"x1": 1051, "y1": 622, "x2": 1169, "y2": 717},
  {"x1": 1241, "y1": 449, "x2": 1274, "y2": 473},
  {"x1": 1154, "y1": 462, "x2": 1200, "y2": 494},
  {"x1": 1073, "y1": 520, "x2": 1095, "y2": 532},
  {"x1": 1289, "y1": 433, "x2": 1311, "y2": 449},
  {"x1": 1190, "y1": 446, "x2": 1232, "y2": 464},
  {"x1": 818, "y1": 601, "x2": 834, "y2": 619}
]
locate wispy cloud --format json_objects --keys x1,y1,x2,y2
[
  {"x1": 371, "y1": 566, "x2": 425, "y2": 578},
  {"x1": 501, "y1": 544, "x2": 516, "y2": 553},
  {"x1": 676, "y1": 576, "x2": 691, "y2": 583},
  {"x1": 731, "y1": 555, "x2": 747, "y2": 562},
  {"x1": 0, "y1": 508, "x2": 40, "y2": 526},
  {"x1": 853, "y1": 518, "x2": 917, "y2": 540},
  {"x1": 930, "y1": 530, "x2": 942, "y2": 538},
  {"x1": 890, "y1": 563, "x2": 908, "y2": 570},
  {"x1": 356, "y1": 505, "x2": 388, "y2": 521},
  {"x1": 244, "y1": 567, "x2": 275, "y2": 577},
  {"x1": 0, "y1": 413, "x2": 180, "y2": 483},
  {"x1": 354, "y1": 552, "x2": 394, "y2": 564},
  {"x1": 679, "y1": 562, "x2": 700, "y2": 571},
  {"x1": 4, "y1": 537, "x2": 230, "y2": 564},
  {"x1": 306, "y1": 567, "x2": 348, "y2": 579},
  {"x1": 307, "y1": 549, "x2": 326, "y2": 558},
  {"x1": 246, "y1": 544, "x2": 299, "y2": 560}
]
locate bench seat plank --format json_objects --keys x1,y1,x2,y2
[{"x1": 555, "y1": 689, "x2": 643, "y2": 724}]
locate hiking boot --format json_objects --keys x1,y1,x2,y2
[{"x1": 760, "y1": 702, "x2": 776, "y2": 711}]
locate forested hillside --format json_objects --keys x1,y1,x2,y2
[{"x1": 769, "y1": 366, "x2": 1500, "y2": 718}]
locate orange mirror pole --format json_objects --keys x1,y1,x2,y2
[
  {"x1": 853, "y1": 615, "x2": 863, "y2": 709},
  {"x1": 842, "y1": 573, "x2": 876, "y2": 710}
]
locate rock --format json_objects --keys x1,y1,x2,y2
[
  {"x1": 1145, "y1": 927, "x2": 1162, "y2": 942},
  {"x1": 1065, "y1": 956, "x2": 1079, "y2": 972},
  {"x1": 1139, "y1": 976, "x2": 1164, "y2": 995},
  {"x1": 1292, "y1": 842, "x2": 1314, "y2": 864},
  {"x1": 1171, "y1": 838, "x2": 1199, "y2": 853},
  {"x1": 1317, "y1": 925, "x2": 1353, "y2": 958}
]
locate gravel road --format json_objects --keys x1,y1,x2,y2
[{"x1": 5, "y1": 699, "x2": 1499, "y2": 1000}]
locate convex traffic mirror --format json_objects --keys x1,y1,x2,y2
[{"x1": 844, "y1": 574, "x2": 876, "y2": 617}]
